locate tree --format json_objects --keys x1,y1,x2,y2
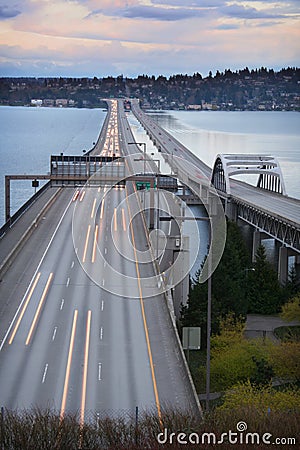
[
  {"x1": 246, "y1": 245, "x2": 283, "y2": 314},
  {"x1": 203, "y1": 316, "x2": 275, "y2": 391},
  {"x1": 284, "y1": 265, "x2": 300, "y2": 299},
  {"x1": 180, "y1": 221, "x2": 250, "y2": 346}
]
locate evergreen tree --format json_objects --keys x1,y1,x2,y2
[
  {"x1": 284, "y1": 265, "x2": 300, "y2": 300},
  {"x1": 180, "y1": 221, "x2": 250, "y2": 347},
  {"x1": 246, "y1": 245, "x2": 283, "y2": 314}
]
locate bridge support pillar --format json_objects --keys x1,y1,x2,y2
[
  {"x1": 225, "y1": 199, "x2": 238, "y2": 221},
  {"x1": 295, "y1": 255, "x2": 300, "y2": 282},
  {"x1": 278, "y1": 246, "x2": 289, "y2": 285}
]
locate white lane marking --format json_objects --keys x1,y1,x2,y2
[
  {"x1": 71, "y1": 261, "x2": 74, "y2": 269},
  {"x1": 75, "y1": 247, "x2": 78, "y2": 254},
  {"x1": 66, "y1": 277, "x2": 70, "y2": 287},
  {"x1": 104, "y1": 248, "x2": 107, "y2": 254},
  {"x1": 60, "y1": 299, "x2": 65, "y2": 310},
  {"x1": 98, "y1": 363, "x2": 102, "y2": 381},
  {"x1": 52, "y1": 327, "x2": 57, "y2": 341},
  {"x1": 100, "y1": 327, "x2": 103, "y2": 340},
  {"x1": 101, "y1": 300, "x2": 104, "y2": 311},
  {"x1": 0, "y1": 193, "x2": 74, "y2": 352},
  {"x1": 42, "y1": 364, "x2": 49, "y2": 383},
  {"x1": 102, "y1": 279, "x2": 105, "y2": 287},
  {"x1": 104, "y1": 261, "x2": 107, "y2": 268}
]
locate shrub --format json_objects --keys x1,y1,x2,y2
[
  {"x1": 280, "y1": 294, "x2": 300, "y2": 322},
  {"x1": 268, "y1": 341, "x2": 300, "y2": 382},
  {"x1": 218, "y1": 380, "x2": 300, "y2": 414}
]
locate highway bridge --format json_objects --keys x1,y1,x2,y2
[
  {"x1": 0, "y1": 100, "x2": 201, "y2": 421},
  {"x1": 1, "y1": 97, "x2": 299, "y2": 423},
  {"x1": 131, "y1": 100, "x2": 300, "y2": 283}
]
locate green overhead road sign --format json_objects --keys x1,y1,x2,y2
[{"x1": 135, "y1": 181, "x2": 156, "y2": 190}]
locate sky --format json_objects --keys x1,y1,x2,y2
[{"x1": 0, "y1": 0, "x2": 299, "y2": 78}]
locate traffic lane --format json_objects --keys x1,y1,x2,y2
[
  {"x1": 0, "y1": 222, "x2": 104, "y2": 411},
  {"x1": 71, "y1": 186, "x2": 157, "y2": 412},
  {"x1": 0, "y1": 189, "x2": 76, "y2": 408},
  {"x1": 1, "y1": 103, "x2": 156, "y2": 414},
  {"x1": 84, "y1": 187, "x2": 156, "y2": 412},
  {"x1": 127, "y1": 182, "x2": 200, "y2": 413},
  {"x1": 0, "y1": 188, "x2": 75, "y2": 351},
  {"x1": 4, "y1": 192, "x2": 77, "y2": 348},
  {"x1": 231, "y1": 180, "x2": 300, "y2": 224},
  {"x1": 0, "y1": 194, "x2": 82, "y2": 409}
]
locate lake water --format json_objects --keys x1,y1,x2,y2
[
  {"x1": 0, "y1": 107, "x2": 299, "y2": 227},
  {"x1": 0, "y1": 106, "x2": 106, "y2": 225},
  {"x1": 147, "y1": 110, "x2": 300, "y2": 199}
]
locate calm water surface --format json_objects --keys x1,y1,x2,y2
[
  {"x1": 149, "y1": 110, "x2": 300, "y2": 199},
  {"x1": 0, "y1": 107, "x2": 106, "y2": 225}
]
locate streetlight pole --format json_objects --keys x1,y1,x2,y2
[
  {"x1": 206, "y1": 266, "x2": 211, "y2": 412},
  {"x1": 128, "y1": 141, "x2": 147, "y2": 205},
  {"x1": 206, "y1": 197, "x2": 213, "y2": 412},
  {"x1": 150, "y1": 154, "x2": 161, "y2": 259}
]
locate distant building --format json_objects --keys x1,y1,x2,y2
[
  {"x1": 202, "y1": 102, "x2": 218, "y2": 110},
  {"x1": 56, "y1": 99, "x2": 68, "y2": 107},
  {"x1": 43, "y1": 99, "x2": 54, "y2": 107},
  {"x1": 187, "y1": 104, "x2": 201, "y2": 110},
  {"x1": 31, "y1": 99, "x2": 43, "y2": 107}
]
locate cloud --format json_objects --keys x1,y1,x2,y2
[
  {"x1": 152, "y1": 0, "x2": 224, "y2": 6},
  {"x1": 87, "y1": 1, "x2": 297, "y2": 23},
  {"x1": 0, "y1": 0, "x2": 299, "y2": 77},
  {"x1": 220, "y1": 4, "x2": 285, "y2": 20},
  {"x1": 0, "y1": 5, "x2": 21, "y2": 19},
  {"x1": 216, "y1": 23, "x2": 239, "y2": 30},
  {"x1": 92, "y1": 4, "x2": 209, "y2": 21}
]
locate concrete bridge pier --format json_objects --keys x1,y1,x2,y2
[
  {"x1": 277, "y1": 245, "x2": 300, "y2": 285},
  {"x1": 224, "y1": 199, "x2": 238, "y2": 221},
  {"x1": 278, "y1": 245, "x2": 289, "y2": 285},
  {"x1": 295, "y1": 255, "x2": 300, "y2": 281}
]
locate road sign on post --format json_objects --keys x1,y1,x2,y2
[
  {"x1": 183, "y1": 327, "x2": 201, "y2": 350},
  {"x1": 183, "y1": 326, "x2": 201, "y2": 365}
]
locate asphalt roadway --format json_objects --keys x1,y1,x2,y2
[{"x1": 0, "y1": 100, "x2": 200, "y2": 420}]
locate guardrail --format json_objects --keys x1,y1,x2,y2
[
  {"x1": 0, "y1": 187, "x2": 62, "y2": 277},
  {"x1": 0, "y1": 181, "x2": 51, "y2": 238}
]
